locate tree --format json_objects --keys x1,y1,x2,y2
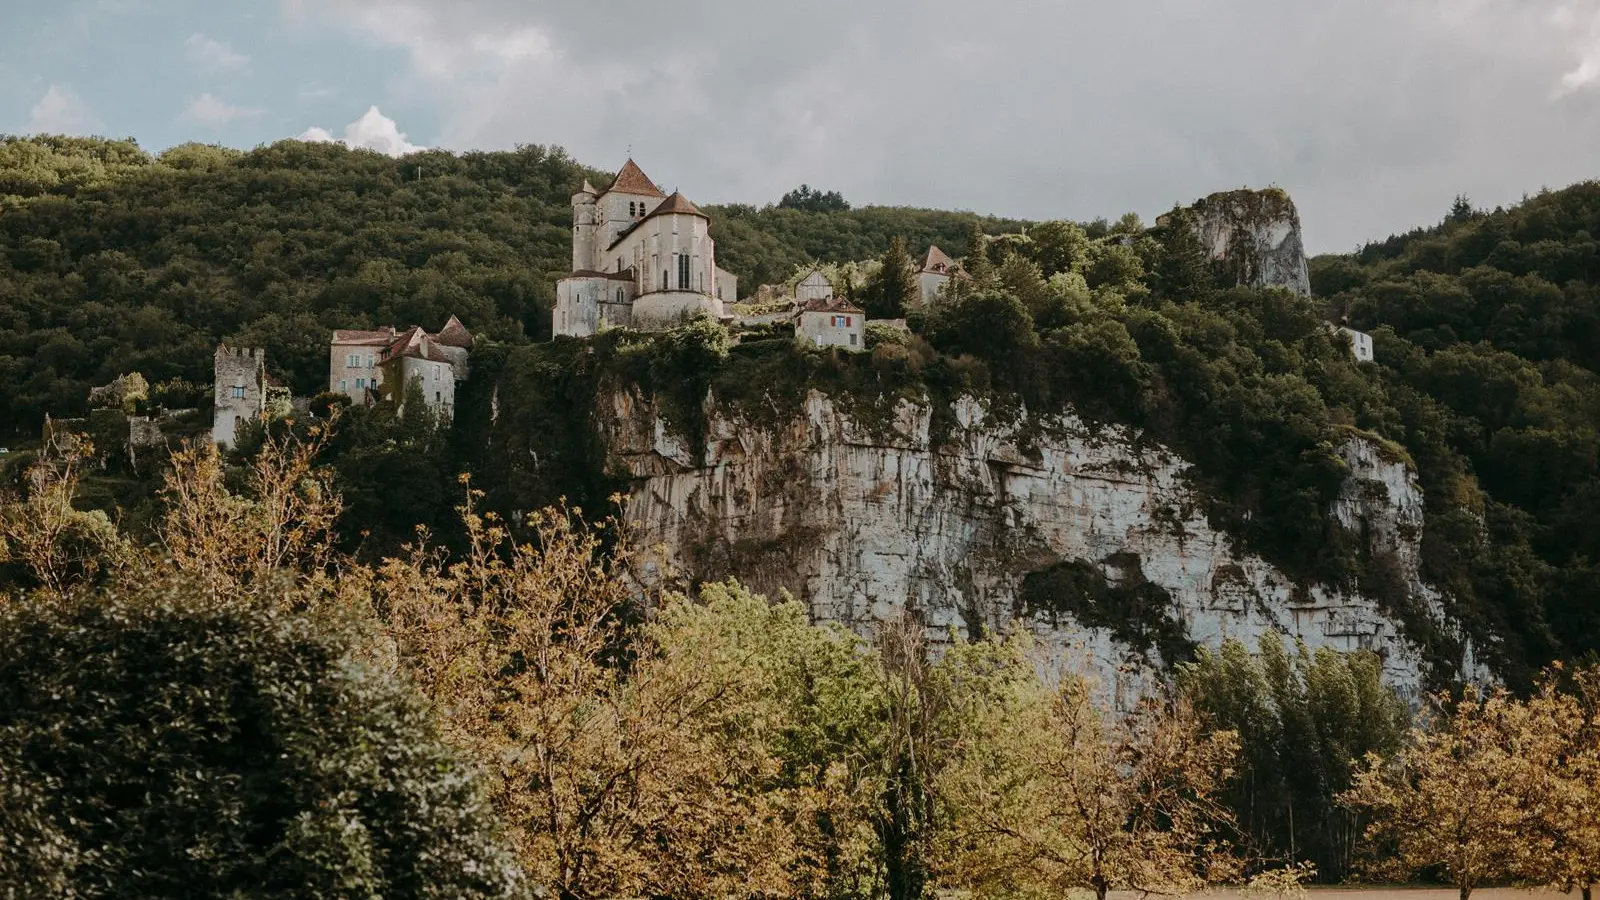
[
  {"x1": 779, "y1": 184, "x2": 851, "y2": 213},
  {"x1": 0, "y1": 435, "x2": 133, "y2": 596},
  {"x1": 962, "y1": 221, "x2": 992, "y2": 285},
  {"x1": 1519, "y1": 665, "x2": 1600, "y2": 900},
  {"x1": 1028, "y1": 220, "x2": 1091, "y2": 278},
  {"x1": 1341, "y1": 685, "x2": 1552, "y2": 900},
  {"x1": 1155, "y1": 207, "x2": 1219, "y2": 302},
  {"x1": 376, "y1": 497, "x2": 800, "y2": 900},
  {"x1": 862, "y1": 236, "x2": 919, "y2": 320},
  {"x1": 940, "y1": 676, "x2": 1239, "y2": 900},
  {"x1": 0, "y1": 581, "x2": 523, "y2": 899},
  {"x1": 1177, "y1": 638, "x2": 1409, "y2": 879}
]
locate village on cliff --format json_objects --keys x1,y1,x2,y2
[{"x1": 52, "y1": 158, "x2": 1376, "y2": 453}]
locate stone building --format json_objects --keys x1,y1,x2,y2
[
  {"x1": 1333, "y1": 324, "x2": 1375, "y2": 362},
  {"x1": 795, "y1": 296, "x2": 866, "y2": 350},
  {"x1": 553, "y1": 159, "x2": 739, "y2": 337},
  {"x1": 213, "y1": 345, "x2": 266, "y2": 449},
  {"x1": 328, "y1": 316, "x2": 472, "y2": 417},
  {"x1": 795, "y1": 269, "x2": 834, "y2": 304},
  {"x1": 917, "y1": 245, "x2": 963, "y2": 306}
]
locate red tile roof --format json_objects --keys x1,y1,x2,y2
[
  {"x1": 642, "y1": 190, "x2": 706, "y2": 222},
  {"x1": 435, "y1": 314, "x2": 473, "y2": 348},
  {"x1": 601, "y1": 159, "x2": 665, "y2": 199},
  {"x1": 796, "y1": 295, "x2": 864, "y2": 315},
  {"x1": 332, "y1": 327, "x2": 397, "y2": 346},
  {"x1": 920, "y1": 244, "x2": 956, "y2": 274}
]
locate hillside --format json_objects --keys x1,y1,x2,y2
[
  {"x1": 0, "y1": 135, "x2": 1026, "y2": 434},
  {"x1": 3, "y1": 135, "x2": 1600, "y2": 686}
]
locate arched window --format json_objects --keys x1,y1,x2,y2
[
  {"x1": 629, "y1": 202, "x2": 636, "y2": 216},
  {"x1": 662, "y1": 269, "x2": 669, "y2": 290},
  {"x1": 616, "y1": 287, "x2": 624, "y2": 304}
]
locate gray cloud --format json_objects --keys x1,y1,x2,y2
[{"x1": 287, "y1": 0, "x2": 1600, "y2": 251}]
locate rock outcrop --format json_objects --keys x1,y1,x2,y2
[
  {"x1": 602, "y1": 386, "x2": 1466, "y2": 701},
  {"x1": 1165, "y1": 188, "x2": 1312, "y2": 297}
]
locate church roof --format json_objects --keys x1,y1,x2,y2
[
  {"x1": 643, "y1": 190, "x2": 707, "y2": 221},
  {"x1": 435, "y1": 315, "x2": 473, "y2": 348},
  {"x1": 606, "y1": 191, "x2": 710, "y2": 250},
  {"x1": 920, "y1": 244, "x2": 956, "y2": 274},
  {"x1": 601, "y1": 159, "x2": 665, "y2": 199}
]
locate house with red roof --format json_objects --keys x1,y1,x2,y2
[
  {"x1": 554, "y1": 159, "x2": 739, "y2": 337},
  {"x1": 328, "y1": 315, "x2": 472, "y2": 418}
]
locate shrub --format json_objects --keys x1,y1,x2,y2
[{"x1": 0, "y1": 582, "x2": 524, "y2": 899}]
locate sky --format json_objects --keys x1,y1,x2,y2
[{"x1": 4, "y1": 0, "x2": 1600, "y2": 253}]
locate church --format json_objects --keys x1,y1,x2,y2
[{"x1": 553, "y1": 159, "x2": 738, "y2": 337}]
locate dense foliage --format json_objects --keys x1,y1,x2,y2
[
  {"x1": 1312, "y1": 184, "x2": 1600, "y2": 680},
  {"x1": 0, "y1": 580, "x2": 522, "y2": 899}
]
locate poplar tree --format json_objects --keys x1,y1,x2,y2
[{"x1": 863, "y1": 236, "x2": 918, "y2": 319}]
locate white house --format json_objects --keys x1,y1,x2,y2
[
  {"x1": 795, "y1": 269, "x2": 834, "y2": 304},
  {"x1": 795, "y1": 296, "x2": 866, "y2": 351},
  {"x1": 917, "y1": 244, "x2": 965, "y2": 306},
  {"x1": 1333, "y1": 324, "x2": 1375, "y2": 363},
  {"x1": 554, "y1": 159, "x2": 739, "y2": 337}
]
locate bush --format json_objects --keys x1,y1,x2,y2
[{"x1": 0, "y1": 582, "x2": 524, "y2": 899}]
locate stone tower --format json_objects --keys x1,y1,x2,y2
[{"x1": 213, "y1": 345, "x2": 266, "y2": 449}]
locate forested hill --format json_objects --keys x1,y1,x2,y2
[
  {"x1": 1308, "y1": 182, "x2": 1600, "y2": 678},
  {"x1": 0, "y1": 135, "x2": 1027, "y2": 433}
]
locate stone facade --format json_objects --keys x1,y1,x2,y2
[
  {"x1": 584, "y1": 387, "x2": 1476, "y2": 702},
  {"x1": 554, "y1": 159, "x2": 737, "y2": 337},
  {"x1": 330, "y1": 317, "x2": 471, "y2": 417},
  {"x1": 794, "y1": 297, "x2": 866, "y2": 350},
  {"x1": 212, "y1": 345, "x2": 266, "y2": 449}
]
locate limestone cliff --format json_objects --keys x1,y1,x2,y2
[
  {"x1": 600, "y1": 385, "x2": 1468, "y2": 701},
  {"x1": 1169, "y1": 188, "x2": 1313, "y2": 297}
]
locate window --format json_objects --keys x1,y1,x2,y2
[
  {"x1": 347, "y1": 353, "x2": 360, "y2": 368},
  {"x1": 628, "y1": 202, "x2": 635, "y2": 216},
  {"x1": 678, "y1": 253, "x2": 690, "y2": 290},
  {"x1": 231, "y1": 384, "x2": 245, "y2": 399},
  {"x1": 435, "y1": 392, "x2": 442, "y2": 404},
  {"x1": 366, "y1": 355, "x2": 374, "y2": 368},
  {"x1": 340, "y1": 379, "x2": 348, "y2": 392},
  {"x1": 662, "y1": 269, "x2": 669, "y2": 290},
  {"x1": 356, "y1": 377, "x2": 366, "y2": 389},
  {"x1": 616, "y1": 257, "x2": 623, "y2": 272},
  {"x1": 616, "y1": 287, "x2": 624, "y2": 304},
  {"x1": 848, "y1": 333, "x2": 858, "y2": 346}
]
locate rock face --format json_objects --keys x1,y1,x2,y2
[
  {"x1": 603, "y1": 387, "x2": 1464, "y2": 701},
  {"x1": 1178, "y1": 188, "x2": 1312, "y2": 297}
]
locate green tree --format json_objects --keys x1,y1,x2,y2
[
  {"x1": 0, "y1": 581, "x2": 523, "y2": 899},
  {"x1": 862, "y1": 236, "x2": 919, "y2": 320}
]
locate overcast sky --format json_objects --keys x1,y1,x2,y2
[{"x1": 4, "y1": 0, "x2": 1600, "y2": 252}]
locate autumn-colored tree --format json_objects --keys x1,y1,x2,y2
[
  {"x1": 158, "y1": 428, "x2": 341, "y2": 596},
  {"x1": 940, "y1": 674, "x2": 1239, "y2": 900},
  {"x1": 375, "y1": 493, "x2": 801, "y2": 900},
  {"x1": 0, "y1": 434, "x2": 133, "y2": 597},
  {"x1": 1342, "y1": 685, "x2": 1554, "y2": 900},
  {"x1": 1519, "y1": 665, "x2": 1600, "y2": 900}
]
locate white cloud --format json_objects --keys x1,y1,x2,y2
[
  {"x1": 27, "y1": 84, "x2": 100, "y2": 134},
  {"x1": 299, "y1": 106, "x2": 424, "y2": 156},
  {"x1": 183, "y1": 92, "x2": 262, "y2": 125},
  {"x1": 185, "y1": 32, "x2": 248, "y2": 71}
]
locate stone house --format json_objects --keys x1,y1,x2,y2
[
  {"x1": 917, "y1": 245, "x2": 965, "y2": 306},
  {"x1": 795, "y1": 269, "x2": 834, "y2": 304},
  {"x1": 329, "y1": 316, "x2": 472, "y2": 417},
  {"x1": 212, "y1": 345, "x2": 266, "y2": 449},
  {"x1": 554, "y1": 159, "x2": 739, "y2": 337},
  {"x1": 1333, "y1": 324, "x2": 1374, "y2": 362},
  {"x1": 795, "y1": 296, "x2": 866, "y2": 351}
]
